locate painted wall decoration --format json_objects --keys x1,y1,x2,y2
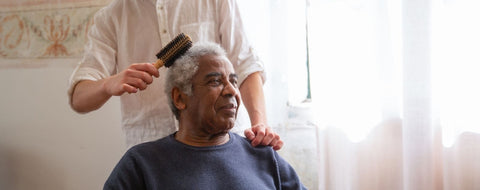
[{"x1": 0, "y1": 0, "x2": 111, "y2": 58}]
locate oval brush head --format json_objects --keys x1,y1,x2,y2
[{"x1": 154, "y1": 33, "x2": 193, "y2": 68}]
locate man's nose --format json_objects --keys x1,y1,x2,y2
[{"x1": 221, "y1": 81, "x2": 237, "y2": 96}]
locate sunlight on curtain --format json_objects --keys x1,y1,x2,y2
[
  {"x1": 308, "y1": 0, "x2": 403, "y2": 142},
  {"x1": 431, "y1": 0, "x2": 480, "y2": 147},
  {"x1": 308, "y1": 0, "x2": 480, "y2": 146},
  {"x1": 305, "y1": 0, "x2": 480, "y2": 189},
  {"x1": 240, "y1": 0, "x2": 479, "y2": 189}
]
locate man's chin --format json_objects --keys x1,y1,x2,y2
[
  {"x1": 219, "y1": 124, "x2": 235, "y2": 133},
  {"x1": 220, "y1": 124, "x2": 234, "y2": 133}
]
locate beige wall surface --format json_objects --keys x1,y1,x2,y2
[
  {"x1": 0, "y1": 60, "x2": 125, "y2": 190},
  {"x1": 0, "y1": 1, "x2": 126, "y2": 190}
]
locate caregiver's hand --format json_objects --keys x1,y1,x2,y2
[{"x1": 244, "y1": 123, "x2": 283, "y2": 151}]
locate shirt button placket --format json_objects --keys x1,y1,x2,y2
[{"x1": 156, "y1": 1, "x2": 171, "y2": 46}]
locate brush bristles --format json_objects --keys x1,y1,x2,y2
[{"x1": 155, "y1": 33, "x2": 193, "y2": 68}]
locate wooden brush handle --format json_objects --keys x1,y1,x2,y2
[{"x1": 154, "y1": 59, "x2": 165, "y2": 69}]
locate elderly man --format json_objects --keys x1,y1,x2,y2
[{"x1": 104, "y1": 42, "x2": 306, "y2": 190}]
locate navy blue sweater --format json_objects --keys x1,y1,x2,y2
[{"x1": 104, "y1": 132, "x2": 306, "y2": 190}]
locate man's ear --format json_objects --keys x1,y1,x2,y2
[{"x1": 172, "y1": 87, "x2": 187, "y2": 110}]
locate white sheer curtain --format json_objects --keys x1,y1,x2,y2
[
  {"x1": 239, "y1": 0, "x2": 479, "y2": 189},
  {"x1": 306, "y1": 0, "x2": 480, "y2": 189}
]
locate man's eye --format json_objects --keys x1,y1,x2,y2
[{"x1": 209, "y1": 79, "x2": 222, "y2": 86}]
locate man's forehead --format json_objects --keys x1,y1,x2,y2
[{"x1": 198, "y1": 55, "x2": 234, "y2": 72}]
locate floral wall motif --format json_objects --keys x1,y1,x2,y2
[{"x1": 0, "y1": 0, "x2": 109, "y2": 58}]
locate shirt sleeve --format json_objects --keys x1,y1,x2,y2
[
  {"x1": 217, "y1": 0, "x2": 266, "y2": 86},
  {"x1": 275, "y1": 152, "x2": 308, "y2": 190},
  {"x1": 67, "y1": 6, "x2": 118, "y2": 99}
]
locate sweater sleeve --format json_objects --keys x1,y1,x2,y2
[
  {"x1": 103, "y1": 150, "x2": 146, "y2": 190},
  {"x1": 275, "y1": 152, "x2": 308, "y2": 190}
]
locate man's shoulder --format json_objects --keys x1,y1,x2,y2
[{"x1": 230, "y1": 133, "x2": 275, "y2": 153}]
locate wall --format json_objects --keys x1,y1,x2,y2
[
  {"x1": 0, "y1": 1, "x2": 126, "y2": 189},
  {"x1": 0, "y1": 60, "x2": 125, "y2": 190}
]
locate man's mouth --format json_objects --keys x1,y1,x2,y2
[{"x1": 220, "y1": 103, "x2": 237, "y2": 110}]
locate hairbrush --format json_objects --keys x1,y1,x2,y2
[{"x1": 154, "y1": 33, "x2": 193, "y2": 69}]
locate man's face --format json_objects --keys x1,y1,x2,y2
[{"x1": 185, "y1": 54, "x2": 241, "y2": 135}]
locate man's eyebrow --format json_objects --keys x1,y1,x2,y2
[
  {"x1": 203, "y1": 72, "x2": 238, "y2": 81},
  {"x1": 205, "y1": 72, "x2": 222, "y2": 79},
  {"x1": 204, "y1": 72, "x2": 238, "y2": 78}
]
